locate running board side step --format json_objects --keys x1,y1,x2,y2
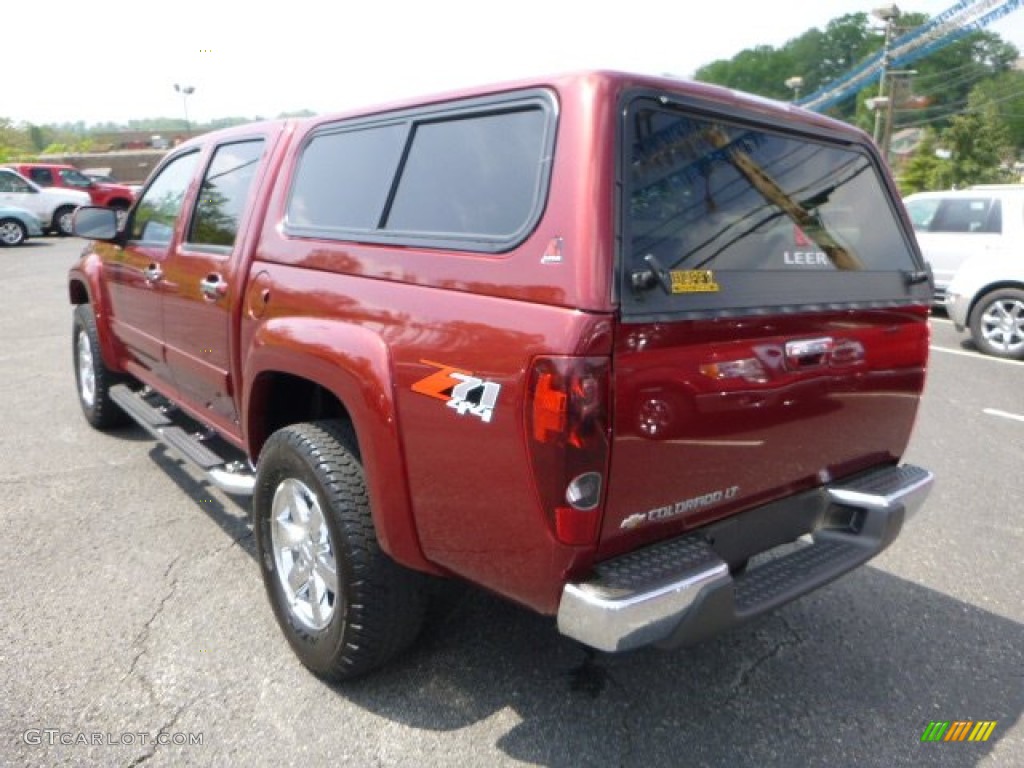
[{"x1": 110, "y1": 384, "x2": 255, "y2": 496}]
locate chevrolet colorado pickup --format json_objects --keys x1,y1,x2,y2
[{"x1": 69, "y1": 71, "x2": 934, "y2": 681}]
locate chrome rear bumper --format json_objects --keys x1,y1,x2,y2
[{"x1": 557, "y1": 464, "x2": 933, "y2": 653}]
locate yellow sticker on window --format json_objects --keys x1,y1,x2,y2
[{"x1": 670, "y1": 270, "x2": 720, "y2": 293}]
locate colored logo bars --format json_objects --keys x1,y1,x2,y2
[{"x1": 921, "y1": 721, "x2": 998, "y2": 743}]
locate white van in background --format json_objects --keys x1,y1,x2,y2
[{"x1": 902, "y1": 186, "x2": 1024, "y2": 303}]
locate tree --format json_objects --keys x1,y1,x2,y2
[
  {"x1": 900, "y1": 129, "x2": 945, "y2": 193},
  {"x1": 968, "y1": 69, "x2": 1024, "y2": 148},
  {"x1": 940, "y1": 100, "x2": 1013, "y2": 188}
]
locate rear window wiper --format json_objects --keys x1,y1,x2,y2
[{"x1": 631, "y1": 253, "x2": 674, "y2": 295}]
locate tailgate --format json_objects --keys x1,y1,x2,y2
[{"x1": 600, "y1": 308, "x2": 929, "y2": 554}]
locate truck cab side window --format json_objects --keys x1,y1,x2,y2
[
  {"x1": 130, "y1": 152, "x2": 200, "y2": 244},
  {"x1": 188, "y1": 139, "x2": 265, "y2": 248}
]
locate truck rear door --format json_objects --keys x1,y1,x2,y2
[{"x1": 600, "y1": 97, "x2": 932, "y2": 557}]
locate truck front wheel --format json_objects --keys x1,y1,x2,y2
[
  {"x1": 72, "y1": 304, "x2": 129, "y2": 429},
  {"x1": 253, "y1": 420, "x2": 428, "y2": 681}
]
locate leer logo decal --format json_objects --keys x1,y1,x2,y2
[{"x1": 412, "y1": 360, "x2": 501, "y2": 423}]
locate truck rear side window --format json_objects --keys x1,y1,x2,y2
[
  {"x1": 623, "y1": 100, "x2": 925, "y2": 317},
  {"x1": 288, "y1": 124, "x2": 406, "y2": 231},
  {"x1": 385, "y1": 109, "x2": 547, "y2": 238},
  {"x1": 285, "y1": 93, "x2": 555, "y2": 252}
]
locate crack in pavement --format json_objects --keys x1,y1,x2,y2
[
  {"x1": 724, "y1": 616, "x2": 803, "y2": 707},
  {"x1": 123, "y1": 695, "x2": 199, "y2": 768},
  {"x1": 78, "y1": 555, "x2": 183, "y2": 722}
]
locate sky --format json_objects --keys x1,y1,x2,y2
[{"x1": 7, "y1": 0, "x2": 1024, "y2": 126}]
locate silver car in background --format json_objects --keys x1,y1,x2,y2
[{"x1": 946, "y1": 250, "x2": 1024, "y2": 360}]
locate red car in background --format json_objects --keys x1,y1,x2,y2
[{"x1": 5, "y1": 163, "x2": 135, "y2": 213}]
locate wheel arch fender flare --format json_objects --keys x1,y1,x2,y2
[
  {"x1": 243, "y1": 317, "x2": 435, "y2": 573},
  {"x1": 68, "y1": 256, "x2": 127, "y2": 374}
]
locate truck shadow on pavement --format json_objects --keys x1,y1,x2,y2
[
  {"x1": 144, "y1": 440, "x2": 1019, "y2": 768},
  {"x1": 338, "y1": 569, "x2": 1021, "y2": 768},
  {"x1": 147, "y1": 444, "x2": 256, "y2": 558}
]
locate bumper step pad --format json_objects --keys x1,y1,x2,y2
[
  {"x1": 558, "y1": 463, "x2": 933, "y2": 652},
  {"x1": 110, "y1": 384, "x2": 255, "y2": 495}
]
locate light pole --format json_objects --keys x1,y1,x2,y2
[
  {"x1": 871, "y1": 5, "x2": 901, "y2": 145},
  {"x1": 174, "y1": 83, "x2": 195, "y2": 133},
  {"x1": 785, "y1": 76, "x2": 804, "y2": 103}
]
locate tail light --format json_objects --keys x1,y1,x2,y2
[{"x1": 525, "y1": 356, "x2": 611, "y2": 545}]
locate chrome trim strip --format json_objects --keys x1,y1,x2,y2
[
  {"x1": 827, "y1": 465, "x2": 933, "y2": 520},
  {"x1": 557, "y1": 560, "x2": 729, "y2": 653},
  {"x1": 207, "y1": 468, "x2": 256, "y2": 496}
]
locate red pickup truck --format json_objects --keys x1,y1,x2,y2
[
  {"x1": 8, "y1": 163, "x2": 135, "y2": 217},
  {"x1": 69, "y1": 71, "x2": 934, "y2": 680}
]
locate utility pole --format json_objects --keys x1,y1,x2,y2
[
  {"x1": 174, "y1": 84, "x2": 196, "y2": 134},
  {"x1": 871, "y1": 5, "x2": 901, "y2": 145}
]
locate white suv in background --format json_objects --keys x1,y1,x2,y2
[
  {"x1": 902, "y1": 186, "x2": 1024, "y2": 303},
  {"x1": 0, "y1": 168, "x2": 90, "y2": 236}
]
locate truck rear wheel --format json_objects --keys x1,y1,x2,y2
[
  {"x1": 253, "y1": 420, "x2": 428, "y2": 681},
  {"x1": 72, "y1": 304, "x2": 130, "y2": 429}
]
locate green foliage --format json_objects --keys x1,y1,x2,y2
[
  {"x1": 900, "y1": 129, "x2": 945, "y2": 193},
  {"x1": 968, "y1": 69, "x2": 1024, "y2": 148},
  {"x1": 901, "y1": 99, "x2": 1015, "y2": 192}
]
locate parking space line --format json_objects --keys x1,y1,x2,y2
[
  {"x1": 929, "y1": 345, "x2": 1024, "y2": 367},
  {"x1": 983, "y1": 408, "x2": 1024, "y2": 424},
  {"x1": 929, "y1": 316, "x2": 953, "y2": 325}
]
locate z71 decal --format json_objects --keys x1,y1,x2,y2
[{"x1": 412, "y1": 360, "x2": 501, "y2": 423}]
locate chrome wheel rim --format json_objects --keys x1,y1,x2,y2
[
  {"x1": 0, "y1": 221, "x2": 23, "y2": 245},
  {"x1": 77, "y1": 330, "x2": 96, "y2": 408},
  {"x1": 980, "y1": 298, "x2": 1024, "y2": 354},
  {"x1": 270, "y1": 478, "x2": 338, "y2": 631},
  {"x1": 58, "y1": 209, "x2": 74, "y2": 234}
]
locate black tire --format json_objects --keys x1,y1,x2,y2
[
  {"x1": 72, "y1": 304, "x2": 130, "y2": 429},
  {"x1": 968, "y1": 288, "x2": 1024, "y2": 360},
  {"x1": 53, "y1": 205, "x2": 76, "y2": 236},
  {"x1": 254, "y1": 420, "x2": 428, "y2": 681},
  {"x1": 0, "y1": 217, "x2": 27, "y2": 246}
]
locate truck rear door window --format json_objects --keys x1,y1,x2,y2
[
  {"x1": 623, "y1": 99, "x2": 926, "y2": 317},
  {"x1": 188, "y1": 139, "x2": 265, "y2": 249}
]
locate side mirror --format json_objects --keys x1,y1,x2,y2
[{"x1": 73, "y1": 206, "x2": 118, "y2": 240}]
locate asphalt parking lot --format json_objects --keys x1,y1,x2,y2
[{"x1": 1, "y1": 238, "x2": 1021, "y2": 768}]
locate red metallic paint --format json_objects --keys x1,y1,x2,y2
[{"x1": 602, "y1": 306, "x2": 930, "y2": 558}]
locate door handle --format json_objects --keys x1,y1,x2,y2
[
  {"x1": 785, "y1": 337, "x2": 833, "y2": 369},
  {"x1": 143, "y1": 264, "x2": 162, "y2": 282},
  {"x1": 199, "y1": 273, "x2": 227, "y2": 300}
]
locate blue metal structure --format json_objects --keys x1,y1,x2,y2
[{"x1": 798, "y1": 0, "x2": 1023, "y2": 112}]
